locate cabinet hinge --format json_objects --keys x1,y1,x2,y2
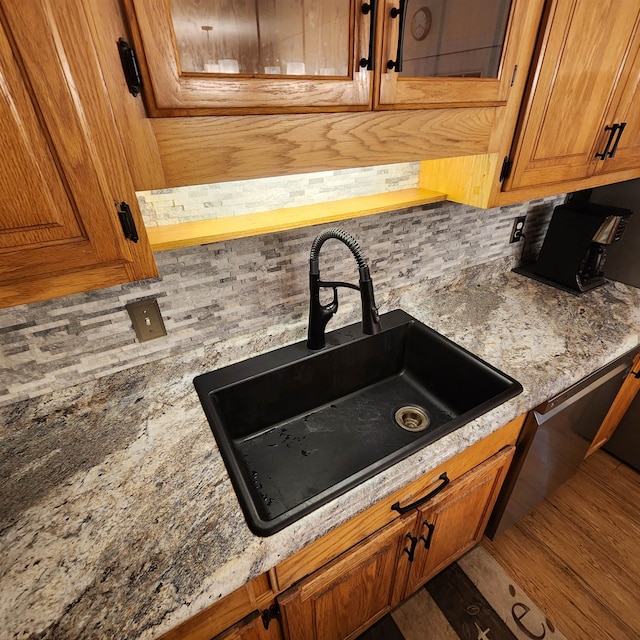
[
  {"x1": 499, "y1": 156, "x2": 513, "y2": 182},
  {"x1": 117, "y1": 202, "x2": 139, "y2": 243},
  {"x1": 117, "y1": 37, "x2": 142, "y2": 97},
  {"x1": 261, "y1": 603, "x2": 281, "y2": 630}
]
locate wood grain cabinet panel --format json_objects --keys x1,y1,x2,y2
[
  {"x1": 592, "y1": 23, "x2": 640, "y2": 177},
  {"x1": 586, "y1": 353, "x2": 640, "y2": 457},
  {"x1": 159, "y1": 574, "x2": 276, "y2": 640},
  {"x1": 277, "y1": 515, "x2": 415, "y2": 640},
  {"x1": 215, "y1": 611, "x2": 283, "y2": 640},
  {"x1": 403, "y1": 446, "x2": 514, "y2": 596},
  {"x1": 0, "y1": 0, "x2": 157, "y2": 308},
  {"x1": 505, "y1": 0, "x2": 640, "y2": 192}
]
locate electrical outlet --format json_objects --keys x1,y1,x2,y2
[
  {"x1": 126, "y1": 298, "x2": 167, "y2": 342},
  {"x1": 510, "y1": 216, "x2": 527, "y2": 243}
]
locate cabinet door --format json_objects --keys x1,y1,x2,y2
[
  {"x1": 505, "y1": 0, "x2": 640, "y2": 191},
  {"x1": 586, "y1": 353, "x2": 640, "y2": 457},
  {"x1": 593, "y1": 23, "x2": 640, "y2": 176},
  {"x1": 0, "y1": 0, "x2": 156, "y2": 307},
  {"x1": 125, "y1": 0, "x2": 372, "y2": 115},
  {"x1": 403, "y1": 446, "x2": 513, "y2": 596},
  {"x1": 277, "y1": 514, "x2": 415, "y2": 640},
  {"x1": 376, "y1": 0, "x2": 544, "y2": 109}
]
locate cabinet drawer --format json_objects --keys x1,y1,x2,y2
[{"x1": 272, "y1": 415, "x2": 524, "y2": 591}]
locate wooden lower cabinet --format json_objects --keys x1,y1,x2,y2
[
  {"x1": 216, "y1": 611, "x2": 283, "y2": 640},
  {"x1": 403, "y1": 447, "x2": 513, "y2": 596},
  {"x1": 158, "y1": 574, "x2": 276, "y2": 640},
  {"x1": 277, "y1": 515, "x2": 415, "y2": 640},
  {"x1": 586, "y1": 352, "x2": 640, "y2": 457}
]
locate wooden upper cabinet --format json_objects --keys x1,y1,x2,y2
[
  {"x1": 122, "y1": 0, "x2": 544, "y2": 116},
  {"x1": 376, "y1": 0, "x2": 542, "y2": 110},
  {"x1": 0, "y1": 0, "x2": 157, "y2": 308},
  {"x1": 592, "y1": 23, "x2": 640, "y2": 176},
  {"x1": 124, "y1": 0, "x2": 373, "y2": 115},
  {"x1": 505, "y1": 0, "x2": 640, "y2": 192}
]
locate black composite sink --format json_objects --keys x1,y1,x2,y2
[{"x1": 194, "y1": 309, "x2": 522, "y2": 535}]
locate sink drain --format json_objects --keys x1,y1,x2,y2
[{"x1": 395, "y1": 406, "x2": 430, "y2": 432}]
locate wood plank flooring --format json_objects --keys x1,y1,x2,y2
[{"x1": 483, "y1": 449, "x2": 640, "y2": 640}]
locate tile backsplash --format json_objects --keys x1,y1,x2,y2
[
  {"x1": 0, "y1": 164, "x2": 565, "y2": 407},
  {"x1": 138, "y1": 163, "x2": 421, "y2": 226}
]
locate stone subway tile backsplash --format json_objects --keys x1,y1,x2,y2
[
  {"x1": 0, "y1": 194, "x2": 565, "y2": 406},
  {"x1": 138, "y1": 163, "x2": 421, "y2": 226}
]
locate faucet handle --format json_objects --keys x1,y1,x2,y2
[
  {"x1": 307, "y1": 278, "x2": 340, "y2": 350},
  {"x1": 322, "y1": 286, "x2": 339, "y2": 316}
]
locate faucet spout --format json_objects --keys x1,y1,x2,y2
[{"x1": 306, "y1": 228, "x2": 381, "y2": 350}]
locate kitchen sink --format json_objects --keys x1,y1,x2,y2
[{"x1": 194, "y1": 309, "x2": 522, "y2": 536}]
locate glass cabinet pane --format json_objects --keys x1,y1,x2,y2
[
  {"x1": 400, "y1": 0, "x2": 512, "y2": 79},
  {"x1": 169, "y1": 0, "x2": 352, "y2": 77}
]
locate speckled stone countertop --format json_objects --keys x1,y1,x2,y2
[{"x1": 2, "y1": 271, "x2": 640, "y2": 639}]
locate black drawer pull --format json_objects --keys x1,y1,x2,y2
[{"x1": 391, "y1": 472, "x2": 450, "y2": 515}]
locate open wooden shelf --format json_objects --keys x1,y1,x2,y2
[{"x1": 146, "y1": 187, "x2": 447, "y2": 251}]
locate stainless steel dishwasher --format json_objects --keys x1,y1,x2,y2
[{"x1": 486, "y1": 349, "x2": 638, "y2": 538}]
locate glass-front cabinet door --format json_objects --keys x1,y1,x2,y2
[
  {"x1": 126, "y1": 0, "x2": 373, "y2": 114},
  {"x1": 124, "y1": 0, "x2": 544, "y2": 115},
  {"x1": 376, "y1": 0, "x2": 530, "y2": 108}
]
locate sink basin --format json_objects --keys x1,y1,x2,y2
[{"x1": 194, "y1": 309, "x2": 521, "y2": 536}]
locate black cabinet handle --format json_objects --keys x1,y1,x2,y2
[
  {"x1": 387, "y1": 0, "x2": 407, "y2": 71},
  {"x1": 403, "y1": 532, "x2": 418, "y2": 562},
  {"x1": 359, "y1": 0, "x2": 378, "y2": 70},
  {"x1": 391, "y1": 472, "x2": 450, "y2": 514},
  {"x1": 596, "y1": 123, "x2": 619, "y2": 159},
  {"x1": 420, "y1": 520, "x2": 436, "y2": 549},
  {"x1": 608, "y1": 121, "x2": 627, "y2": 158}
]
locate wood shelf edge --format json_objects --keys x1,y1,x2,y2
[{"x1": 146, "y1": 188, "x2": 447, "y2": 251}]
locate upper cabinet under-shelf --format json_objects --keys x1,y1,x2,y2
[{"x1": 122, "y1": 0, "x2": 542, "y2": 116}]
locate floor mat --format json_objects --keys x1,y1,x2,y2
[{"x1": 359, "y1": 546, "x2": 567, "y2": 640}]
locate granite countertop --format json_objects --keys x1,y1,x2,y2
[{"x1": 2, "y1": 271, "x2": 640, "y2": 640}]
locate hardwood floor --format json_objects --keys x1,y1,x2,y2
[{"x1": 483, "y1": 449, "x2": 640, "y2": 640}]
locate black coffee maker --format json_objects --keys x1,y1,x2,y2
[{"x1": 514, "y1": 201, "x2": 631, "y2": 293}]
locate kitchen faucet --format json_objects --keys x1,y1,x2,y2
[{"x1": 307, "y1": 228, "x2": 381, "y2": 350}]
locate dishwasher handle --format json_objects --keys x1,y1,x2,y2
[{"x1": 535, "y1": 358, "x2": 632, "y2": 425}]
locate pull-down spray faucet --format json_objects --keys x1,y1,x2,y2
[{"x1": 307, "y1": 228, "x2": 381, "y2": 350}]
